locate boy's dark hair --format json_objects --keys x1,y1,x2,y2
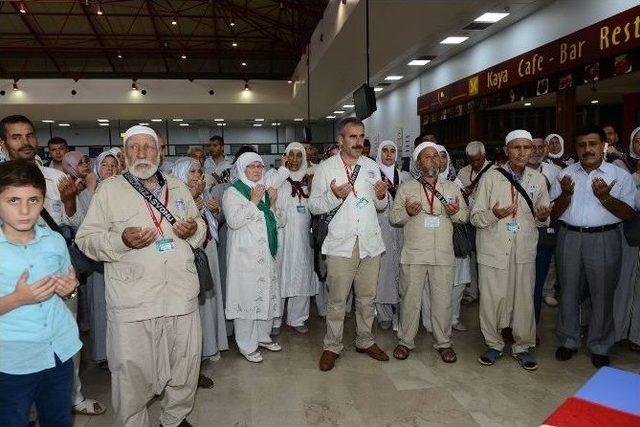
[
  {"x1": 0, "y1": 159, "x2": 46, "y2": 196},
  {"x1": 576, "y1": 126, "x2": 607, "y2": 142},
  {"x1": 0, "y1": 115, "x2": 35, "y2": 142},
  {"x1": 47, "y1": 137, "x2": 68, "y2": 147}
]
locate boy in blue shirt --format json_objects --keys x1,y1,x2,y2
[{"x1": 0, "y1": 159, "x2": 81, "y2": 427}]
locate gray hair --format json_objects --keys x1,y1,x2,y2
[
  {"x1": 336, "y1": 117, "x2": 364, "y2": 138},
  {"x1": 465, "y1": 140, "x2": 485, "y2": 156}
]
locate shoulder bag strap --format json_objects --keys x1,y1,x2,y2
[
  {"x1": 421, "y1": 181, "x2": 449, "y2": 207},
  {"x1": 123, "y1": 171, "x2": 177, "y2": 225},
  {"x1": 470, "y1": 163, "x2": 493, "y2": 188},
  {"x1": 324, "y1": 164, "x2": 361, "y2": 224},
  {"x1": 495, "y1": 168, "x2": 535, "y2": 217}
]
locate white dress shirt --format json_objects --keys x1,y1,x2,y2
[
  {"x1": 530, "y1": 161, "x2": 561, "y2": 188},
  {"x1": 550, "y1": 161, "x2": 636, "y2": 227},
  {"x1": 308, "y1": 154, "x2": 387, "y2": 258},
  {"x1": 39, "y1": 165, "x2": 82, "y2": 227},
  {"x1": 203, "y1": 156, "x2": 232, "y2": 176}
]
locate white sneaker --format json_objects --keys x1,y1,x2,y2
[
  {"x1": 452, "y1": 322, "x2": 467, "y2": 332},
  {"x1": 258, "y1": 341, "x2": 282, "y2": 352},
  {"x1": 544, "y1": 296, "x2": 559, "y2": 307},
  {"x1": 243, "y1": 351, "x2": 263, "y2": 363}
]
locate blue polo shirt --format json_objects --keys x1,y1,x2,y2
[{"x1": 0, "y1": 224, "x2": 82, "y2": 375}]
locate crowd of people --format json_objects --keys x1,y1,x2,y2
[{"x1": 0, "y1": 113, "x2": 639, "y2": 427}]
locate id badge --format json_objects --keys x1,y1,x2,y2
[
  {"x1": 506, "y1": 220, "x2": 520, "y2": 233},
  {"x1": 156, "y1": 238, "x2": 176, "y2": 253},
  {"x1": 355, "y1": 197, "x2": 369, "y2": 210},
  {"x1": 51, "y1": 200, "x2": 62, "y2": 213},
  {"x1": 296, "y1": 205, "x2": 306, "y2": 213},
  {"x1": 424, "y1": 215, "x2": 440, "y2": 228}
]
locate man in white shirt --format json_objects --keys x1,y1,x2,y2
[
  {"x1": 203, "y1": 135, "x2": 232, "y2": 183},
  {"x1": 551, "y1": 126, "x2": 636, "y2": 368},
  {"x1": 309, "y1": 117, "x2": 390, "y2": 371}
]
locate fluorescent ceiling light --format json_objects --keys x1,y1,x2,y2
[
  {"x1": 97, "y1": 119, "x2": 109, "y2": 122},
  {"x1": 172, "y1": 118, "x2": 183, "y2": 122},
  {"x1": 58, "y1": 123, "x2": 71, "y2": 127},
  {"x1": 591, "y1": 100, "x2": 599, "y2": 104},
  {"x1": 42, "y1": 120, "x2": 55, "y2": 123},
  {"x1": 474, "y1": 12, "x2": 509, "y2": 23},
  {"x1": 374, "y1": 87, "x2": 383, "y2": 92},
  {"x1": 333, "y1": 110, "x2": 345, "y2": 114},
  {"x1": 384, "y1": 75, "x2": 403, "y2": 81},
  {"x1": 138, "y1": 122, "x2": 149, "y2": 126},
  {"x1": 214, "y1": 118, "x2": 225, "y2": 122},
  {"x1": 440, "y1": 36, "x2": 469, "y2": 44},
  {"x1": 408, "y1": 59, "x2": 431, "y2": 66},
  {"x1": 99, "y1": 123, "x2": 110, "y2": 127},
  {"x1": 254, "y1": 118, "x2": 265, "y2": 122},
  {"x1": 342, "y1": 104, "x2": 355, "y2": 108},
  {"x1": 293, "y1": 118, "x2": 304, "y2": 121},
  {"x1": 253, "y1": 123, "x2": 263, "y2": 127},
  {"x1": 151, "y1": 119, "x2": 163, "y2": 122},
  {"x1": 326, "y1": 115, "x2": 336, "y2": 119},
  {"x1": 179, "y1": 123, "x2": 189, "y2": 126},
  {"x1": 523, "y1": 102, "x2": 532, "y2": 106}
]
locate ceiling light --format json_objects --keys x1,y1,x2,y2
[
  {"x1": 271, "y1": 122, "x2": 277, "y2": 126},
  {"x1": 12, "y1": 80, "x2": 19, "y2": 91},
  {"x1": 591, "y1": 99, "x2": 599, "y2": 104},
  {"x1": 171, "y1": 19, "x2": 177, "y2": 25},
  {"x1": 524, "y1": 102, "x2": 532, "y2": 106},
  {"x1": 131, "y1": 81, "x2": 138, "y2": 91},
  {"x1": 179, "y1": 123, "x2": 189, "y2": 126},
  {"x1": 19, "y1": 2, "x2": 26, "y2": 13},
  {"x1": 230, "y1": 18, "x2": 235, "y2": 27},
  {"x1": 474, "y1": 12, "x2": 509, "y2": 23},
  {"x1": 232, "y1": 42, "x2": 238, "y2": 47},
  {"x1": 151, "y1": 118, "x2": 163, "y2": 122},
  {"x1": 244, "y1": 81, "x2": 250, "y2": 91},
  {"x1": 408, "y1": 59, "x2": 431, "y2": 66},
  {"x1": 96, "y1": 4, "x2": 104, "y2": 15},
  {"x1": 216, "y1": 123, "x2": 224, "y2": 127},
  {"x1": 384, "y1": 75, "x2": 403, "y2": 81},
  {"x1": 138, "y1": 122, "x2": 149, "y2": 126},
  {"x1": 58, "y1": 123, "x2": 71, "y2": 127},
  {"x1": 117, "y1": 50, "x2": 122, "y2": 59},
  {"x1": 294, "y1": 118, "x2": 304, "y2": 121},
  {"x1": 373, "y1": 87, "x2": 383, "y2": 92},
  {"x1": 342, "y1": 104, "x2": 355, "y2": 108},
  {"x1": 326, "y1": 115, "x2": 336, "y2": 119},
  {"x1": 97, "y1": 119, "x2": 109, "y2": 122},
  {"x1": 172, "y1": 118, "x2": 183, "y2": 122},
  {"x1": 42, "y1": 120, "x2": 55, "y2": 123},
  {"x1": 254, "y1": 118, "x2": 264, "y2": 122},
  {"x1": 241, "y1": 62, "x2": 247, "y2": 66},
  {"x1": 214, "y1": 118, "x2": 225, "y2": 122},
  {"x1": 287, "y1": 80, "x2": 293, "y2": 84},
  {"x1": 253, "y1": 124, "x2": 262, "y2": 127},
  {"x1": 99, "y1": 123, "x2": 110, "y2": 127},
  {"x1": 441, "y1": 36, "x2": 469, "y2": 44},
  {"x1": 333, "y1": 110, "x2": 345, "y2": 114},
  {"x1": 181, "y1": 53, "x2": 187, "y2": 59}
]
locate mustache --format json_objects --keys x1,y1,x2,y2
[{"x1": 351, "y1": 145, "x2": 363, "y2": 150}]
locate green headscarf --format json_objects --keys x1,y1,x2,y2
[{"x1": 232, "y1": 180, "x2": 278, "y2": 258}]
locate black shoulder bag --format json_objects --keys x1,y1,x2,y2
[
  {"x1": 463, "y1": 163, "x2": 494, "y2": 251},
  {"x1": 495, "y1": 168, "x2": 556, "y2": 249},
  {"x1": 40, "y1": 208, "x2": 104, "y2": 275},
  {"x1": 421, "y1": 181, "x2": 473, "y2": 258},
  {"x1": 310, "y1": 164, "x2": 361, "y2": 280},
  {"x1": 123, "y1": 172, "x2": 214, "y2": 302}
]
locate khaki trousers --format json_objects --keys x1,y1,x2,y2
[
  {"x1": 323, "y1": 242, "x2": 380, "y2": 353},
  {"x1": 107, "y1": 311, "x2": 202, "y2": 427},
  {"x1": 478, "y1": 245, "x2": 536, "y2": 354},
  {"x1": 398, "y1": 264, "x2": 453, "y2": 350}
]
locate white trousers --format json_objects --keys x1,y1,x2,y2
[
  {"x1": 376, "y1": 303, "x2": 395, "y2": 322},
  {"x1": 274, "y1": 296, "x2": 311, "y2": 328},
  {"x1": 233, "y1": 319, "x2": 274, "y2": 355}
]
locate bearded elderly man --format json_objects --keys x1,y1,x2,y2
[
  {"x1": 471, "y1": 130, "x2": 551, "y2": 371},
  {"x1": 76, "y1": 126, "x2": 206, "y2": 427}
]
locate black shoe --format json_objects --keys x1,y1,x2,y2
[
  {"x1": 160, "y1": 420, "x2": 193, "y2": 427},
  {"x1": 591, "y1": 354, "x2": 610, "y2": 368},
  {"x1": 555, "y1": 346, "x2": 576, "y2": 361}
]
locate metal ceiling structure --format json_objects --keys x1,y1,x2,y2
[{"x1": 0, "y1": 0, "x2": 328, "y2": 80}]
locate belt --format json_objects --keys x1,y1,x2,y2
[{"x1": 560, "y1": 222, "x2": 620, "y2": 233}]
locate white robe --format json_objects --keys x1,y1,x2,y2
[
  {"x1": 222, "y1": 186, "x2": 284, "y2": 320},
  {"x1": 200, "y1": 236, "x2": 229, "y2": 357}
]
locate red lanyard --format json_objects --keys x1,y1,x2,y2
[
  {"x1": 509, "y1": 184, "x2": 519, "y2": 218},
  {"x1": 341, "y1": 159, "x2": 358, "y2": 197},
  {"x1": 144, "y1": 186, "x2": 169, "y2": 236},
  {"x1": 422, "y1": 180, "x2": 437, "y2": 215},
  {"x1": 469, "y1": 168, "x2": 475, "y2": 183}
]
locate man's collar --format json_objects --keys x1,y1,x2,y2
[
  {"x1": 0, "y1": 223, "x2": 49, "y2": 244},
  {"x1": 578, "y1": 159, "x2": 608, "y2": 175}
]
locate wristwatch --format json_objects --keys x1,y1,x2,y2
[{"x1": 62, "y1": 289, "x2": 78, "y2": 301}]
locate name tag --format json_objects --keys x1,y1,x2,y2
[
  {"x1": 356, "y1": 197, "x2": 369, "y2": 210},
  {"x1": 424, "y1": 215, "x2": 440, "y2": 228},
  {"x1": 546, "y1": 227, "x2": 555, "y2": 234},
  {"x1": 506, "y1": 220, "x2": 520, "y2": 233},
  {"x1": 156, "y1": 238, "x2": 176, "y2": 253},
  {"x1": 296, "y1": 205, "x2": 306, "y2": 213}
]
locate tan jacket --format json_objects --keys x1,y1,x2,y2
[
  {"x1": 471, "y1": 167, "x2": 549, "y2": 269},
  {"x1": 389, "y1": 179, "x2": 469, "y2": 266},
  {"x1": 76, "y1": 174, "x2": 206, "y2": 323}
]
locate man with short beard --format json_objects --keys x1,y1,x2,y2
[
  {"x1": 472, "y1": 130, "x2": 551, "y2": 371},
  {"x1": 76, "y1": 125, "x2": 206, "y2": 427},
  {"x1": 389, "y1": 141, "x2": 468, "y2": 363},
  {"x1": 47, "y1": 137, "x2": 69, "y2": 172}
]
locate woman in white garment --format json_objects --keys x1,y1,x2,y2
[
  {"x1": 222, "y1": 152, "x2": 285, "y2": 363},
  {"x1": 375, "y1": 140, "x2": 409, "y2": 329},
  {"x1": 421, "y1": 145, "x2": 470, "y2": 332},
  {"x1": 270, "y1": 143, "x2": 317, "y2": 335},
  {"x1": 171, "y1": 157, "x2": 229, "y2": 386},
  {"x1": 545, "y1": 133, "x2": 574, "y2": 169}
]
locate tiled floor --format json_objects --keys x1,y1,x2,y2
[{"x1": 74, "y1": 303, "x2": 640, "y2": 427}]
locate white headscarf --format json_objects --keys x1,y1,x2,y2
[
  {"x1": 235, "y1": 152, "x2": 264, "y2": 188},
  {"x1": 93, "y1": 151, "x2": 119, "y2": 182},
  {"x1": 545, "y1": 133, "x2": 564, "y2": 159},
  {"x1": 435, "y1": 144, "x2": 455, "y2": 181},
  {"x1": 629, "y1": 127, "x2": 640, "y2": 160},
  {"x1": 284, "y1": 142, "x2": 307, "y2": 181},
  {"x1": 376, "y1": 140, "x2": 397, "y2": 180},
  {"x1": 170, "y1": 157, "x2": 198, "y2": 183}
]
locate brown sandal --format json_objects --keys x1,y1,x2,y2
[
  {"x1": 393, "y1": 345, "x2": 411, "y2": 360},
  {"x1": 437, "y1": 347, "x2": 457, "y2": 363}
]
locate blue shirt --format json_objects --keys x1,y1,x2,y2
[{"x1": 0, "y1": 224, "x2": 82, "y2": 374}]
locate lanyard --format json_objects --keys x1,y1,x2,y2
[
  {"x1": 509, "y1": 184, "x2": 519, "y2": 218},
  {"x1": 144, "y1": 186, "x2": 169, "y2": 236},
  {"x1": 341, "y1": 158, "x2": 358, "y2": 197},
  {"x1": 422, "y1": 179, "x2": 437, "y2": 215}
]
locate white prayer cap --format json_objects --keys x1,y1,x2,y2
[
  {"x1": 123, "y1": 125, "x2": 158, "y2": 145},
  {"x1": 412, "y1": 141, "x2": 439, "y2": 162},
  {"x1": 505, "y1": 129, "x2": 532, "y2": 146}
]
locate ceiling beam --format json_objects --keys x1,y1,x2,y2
[
  {"x1": 145, "y1": 0, "x2": 170, "y2": 72},
  {"x1": 0, "y1": 70, "x2": 293, "y2": 80},
  {"x1": 80, "y1": 3, "x2": 117, "y2": 73},
  {"x1": 10, "y1": 2, "x2": 62, "y2": 72}
]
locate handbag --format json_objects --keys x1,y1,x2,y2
[
  {"x1": 310, "y1": 164, "x2": 361, "y2": 280},
  {"x1": 623, "y1": 212, "x2": 640, "y2": 247},
  {"x1": 421, "y1": 181, "x2": 473, "y2": 258},
  {"x1": 40, "y1": 208, "x2": 104, "y2": 275},
  {"x1": 123, "y1": 172, "x2": 214, "y2": 301}
]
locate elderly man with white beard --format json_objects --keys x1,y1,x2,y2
[{"x1": 76, "y1": 125, "x2": 206, "y2": 427}]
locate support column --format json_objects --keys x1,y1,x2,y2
[
  {"x1": 469, "y1": 111, "x2": 483, "y2": 141},
  {"x1": 622, "y1": 92, "x2": 640, "y2": 145},
  {"x1": 556, "y1": 86, "x2": 576, "y2": 156}
]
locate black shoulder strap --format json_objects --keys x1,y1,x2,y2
[
  {"x1": 393, "y1": 168, "x2": 399, "y2": 187},
  {"x1": 495, "y1": 168, "x2": 535, "y2": 217},
  {"x1": 421, "y1": 181, "x2": 449, "y2": 207},
  {"x1": 324, "y1": 164, "x2": 361, "y2": 224},
  {"x1": 123, "y1": 171, "x2": 177, "y2": 225},
  {"x1": 470, "y1": 163, "x2": 493, "y2": 188},
  {"x1": 40, "y1": 207, "x2": 63, "y2": 234}
]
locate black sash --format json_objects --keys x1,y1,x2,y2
[
  {"x1": 495, "y1": 168, "x2": 535, "y2": 217},
  {"x1": 324, "y1": 164, "x2": 361, "y2": 224},
  {"x1": 123, "y1": 171, "x2": 176, "y2": 224},
  {"x1": 380, "y1": 168, "x2": 399, "y2": 198}
]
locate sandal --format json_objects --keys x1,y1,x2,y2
[
  {"x1": 513, "y1": 351, "x2": 538, "y2": 371},
  {"x1": 478, "y1": 348, "x2": 503, "y2": 366},
  {"x1": 258, "y1": 341, "x2": 282, "y2": 352},
  {"x1": 198, "y1": 373, "x2": 214, "y2": 389},
  {"x1": 437, "y1": 347, "x2": 457, "y2": 363},
  {"x1": 72, "y1": 398, "x2": 107, "y2": 416},
  {"x1": 393, "y1": 345, "x2": 411, "y2": 360},
  {"x1": 243, "y1": 351, "x2": 263, "y2": 363}
]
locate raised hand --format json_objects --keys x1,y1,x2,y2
[
  {"x1": 266, "y1": 187, "x2": 278, "y2": 207},
  {"x1": 592, "y1": 178, "x2": 616, "y2": 202},
  {"x1": 492, "y1": 202, "x2": 516, "y2": 219},
  {"x1": 172, "y1": 218, "x2": 197, "y2": 239},
  {"x1": 122, "y1": 226, "x2": 157, "y2": 249},
  {"x1": 535, "y1": 204, "x2": 553, "y2": 221},
  {"x1": 57, "y1": 176, "x2": 77, "y2": 203},
  {"x1": 206, "y1": 196, "x2": 219, "y2": 213},
  {"x1": 373, "y1": 180, "x2": 389, "y2": 200},
  {"x1": 12, "y1": 270, "x2": 57, "y2": 305},
  {"x1": 558, "y1": 175, "x2": 575, "y2": 196},
  {"x1": 405, "y1": 199, "x2": 422, "y2": 216},
  {"x1": 330, "y1": 179, "x2": 352, "y2": 200},
  {"x1": 251, "y1": 184, "x2": 266, "y2": 205},
  {"x1": 53, "y1": 265, "x2": 78, "y2": 298}
]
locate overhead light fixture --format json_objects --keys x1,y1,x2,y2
[
  {"x1": 408, "y1": 59, "x2": 431, "y2": 66},
  {"x1": 254, "y1": 118, "x2": 264, "y2": 122},
  {"x1": 139, "y1": 122, "x2": 149, "y2": 126},
  {"x1": 216, "y1": 123, "x2": 224, "y2": 127},
  {"x1": 171, "y1": 18, "x2": 177, "y2": 25},
  {"x1": 333, "y1": 110, "x2": 345, "y2": 114},
  {"x1": 244, "y1": 81, "x2": 250, "y2": 91},
  {"x1": 97, "y1": 119, "x2": 109, "y2": 123},
  {"x1": 179, "y1": 123, "x2": 189, "y2": 127},
  {"x1": 326, "y1": 115, "x2": 336, "y2": 119},
  {"x1": 287, "y1": 80, "x2": 293, "y2": 84},
  {"x1": 441, "y1": 36, "x2": 469, "y2": 44},
  {"x1": 19, "y1": 2, "x2": 26, "y2": 13},
  {"x1": 131, "y1": 81, "x2": 138, "y2": 91},
  {"x1": 214, "y1": 118, "x2": 225, "y2": 122},
  {"x1": 58, "y1": 123, "x2": 71, "y2": 127},
  {"x1": 384, "y1": 75, "x2": 403, "y2": 81},
  {"x1": 172, "y1": 118, "x2": 183, "y2": 122},
  {"x1": 271, "y1": 122, "x2": 278, "y2": 126},
  {"x1": 591, "y1": 99, "x2": 599, "y2": 104},
  {"x1": 241, "y1": 62, "x2": 247, "y2": 67},
  {"x1": 151, "y1": 118, "x2": 163, "y2": 122},
  {"x1": 96, "y1": 4, "x2": 104, "y2": 15},
  {"x1": 99, "y1": 123, "x2": 110, "y2": 127},
  {"x1": 232, "y1": 42, "x2": 238, "y2": 47},
  {"x1": 474, "y1": 12, "x2": 509, "y2": 23},
  {"x1": 253, "y1": 124, "x2": 262, "y2": 127},
  {"x1": 117, "y1": 50, "x2": 122, "y2": 59},
  {"x1": 230, "y1": 18, "x2": 235, "y2": 27},
  {"x1": 12, "y1": 80, "x2": 19, "y2": 91},
  {"x1": 342, "y1": 104, "x2": 355, "y2": 108},
  {"x1": 524, "y1": 102, "x2": 532, "y2": 106},
  {"x1": 181, "y1": 53, "x2": 187, "y2": 59},
  {"x1": 42, "y1": 120, "x2": 55, "y2": 123},
  {"x1": 293, "y1": 117, "x2": 304, "y2": 121},
  {"x1": 373, "y1": 87, "x2": 383, "y2": 92}
]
